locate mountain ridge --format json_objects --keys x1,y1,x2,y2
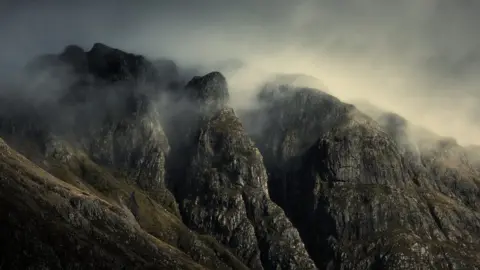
[{"x1": 0, "y1": 43, "x2": 479, "y2": 269}]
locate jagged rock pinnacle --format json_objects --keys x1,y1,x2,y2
[{"x1": 185, "y1": 71, "x2": 229, "y2": 110}]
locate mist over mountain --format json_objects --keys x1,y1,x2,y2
[
  {"x1": 1, "y1": 1, "x2": 480, "y2": 270},
  {"x1": 3, "y1": 1, "x2": 480, "y2": 145},
  {"x1": 0, "y1": 40, "x2": 478, "y2": 269}
]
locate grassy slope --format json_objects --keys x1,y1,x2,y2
[{"x1": 0, "y1": 137, "x2": 247, "y2": 270}]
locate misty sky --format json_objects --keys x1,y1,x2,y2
[{"x1": 2, "y1": 0, "x2": 480, "y2": 144}]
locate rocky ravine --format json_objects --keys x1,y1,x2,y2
[{"x1": 0, "y1": 43, "x2": 479, "y2": 270}]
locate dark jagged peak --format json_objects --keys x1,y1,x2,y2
[
  {"x1": 185, "y1": 71, "x2": 229, "y2": 110},
  {"x1": 62, "y1": 44, "x2": 85, "y2": 55},
  {"x1": 22, "y1": 43, "x2": 181, "y2": 118},
  {"x1": 89, "y1": 42, "x2": 113, "y2": 54},
  {"x1": 86, "y1": 42, "x2": 156, "y2": 82},
  {"x1": 246, "y1": 84, "x2": 354, "y2": 167},
  {"x1": 58, "y1": 44, "x2": 88, "y2": 73},
  {"x1": 24, "y1": 42, "x2": 167, "y2": 106},
  {"x1": 161, "y1": 71, "x2": 231, "y2": 154}
]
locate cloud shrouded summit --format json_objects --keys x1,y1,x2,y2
[{"x1": 2, "y1": 0, "x2": 480, "y2": 144}]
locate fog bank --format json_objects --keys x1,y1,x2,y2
[{"x1": 1, "y1": 0, "x2": 480, "y2": 144}]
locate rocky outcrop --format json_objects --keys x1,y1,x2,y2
[
  {"x1": 185, "y1": 71, "x2": 229, "y2": 111},
  {"x1": 84, "y1": 42, "x2": 156, "y2": 82},
  {"x1": 59, "y1": 45, "x2": 89, "y2": 73},
  {"x1": 169, "y1": 73, "x2": 316, "y2": 270},
  {"x1": 85, "y1": 106, "x2": 170, "y2": 189},
  {"x1": 242, "y1": 86, "x2": 353, "y2": 208},
  {"x1": 163, "y1": 73, "x2": 315, "y2": 269},
  {"x1": 248, "y1": 85, "x2": 352, "y2": 164},
  {"x1": 7, "y1": 43, "x2": 178, "y2": 192}
]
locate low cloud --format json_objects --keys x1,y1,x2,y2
[{"x1": 2, "y1": 0, "x2": 480, "y2": 145}]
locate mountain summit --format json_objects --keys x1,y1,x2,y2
[{"x1": 0, "y1": 43, "x2": 479, "y2": 270}]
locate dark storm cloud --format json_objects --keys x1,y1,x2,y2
[{"x1": 1, "y1": 0, "x2": 480, "y2": 144}]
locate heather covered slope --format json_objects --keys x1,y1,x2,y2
[{"x1": 0, "y1": 43, "x2": 479, "y2": 269}]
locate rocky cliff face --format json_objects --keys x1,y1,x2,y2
[
  {"x1": 169, "y1": 73, "x2": 315, "y2": 269},
  {"x1": 243, "y1": 87, "x2": 480, "y2": 269},
  {"x1": 0, "y1": 43, "x2": 479, "y2": 270}
]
